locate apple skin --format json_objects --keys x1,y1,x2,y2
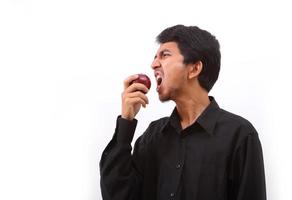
[{"x1": 131, "y1": 74, "x2": 151, "y2": 90}]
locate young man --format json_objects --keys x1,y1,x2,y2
[{"x1": 100, "y1": 25, "x2": 266, "y2": 200}]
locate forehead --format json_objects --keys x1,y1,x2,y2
[{"x1": 156, "y1": 42, "x2": 180, "y2": 54}]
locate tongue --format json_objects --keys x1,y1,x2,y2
[{"x1": 157, "y1": 77, "x2": 162, "y2": 86}]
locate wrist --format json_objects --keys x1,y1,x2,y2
[
  {"x1": 116, "y1": 116, "x2": 138, "y2": 144},
  {"x1": 121, "y1": 114, "x2": 134, "y2": 121}
]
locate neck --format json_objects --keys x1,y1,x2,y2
[{"x1": 175, "y1": 90, "x2": 210, "y2": 130}]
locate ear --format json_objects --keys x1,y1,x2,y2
[{"x1": 188, "y1": 61, "x2": 203, "y2": 79}]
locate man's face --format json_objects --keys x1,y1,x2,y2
[{"x1": 151, "y1": 42, "x2": 189, "y2": 102}]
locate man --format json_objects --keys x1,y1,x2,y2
[{"x1": 100, "y1": 25, "x2": 266, "y2": 200}]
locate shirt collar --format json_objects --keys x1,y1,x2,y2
[
  {"x1": 161, "y1": 96, "x2": 221, "y2": 135},
  {"x1": 196, "y1": 96, "x2": 220, "y2": 135}
]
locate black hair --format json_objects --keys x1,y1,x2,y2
[{"x1": 156, "y1": 25, "x2": 221, "y2": 92}]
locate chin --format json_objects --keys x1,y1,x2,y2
[
  {"x1": 158, "y1": 93, "x2": 171, "y2": 102},
  {"x1": 158, "y1": 86, "x2": 176, "y2": 102}
]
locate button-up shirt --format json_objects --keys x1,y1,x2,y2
[{"x1": 100, "y1": 97, "x2": 266, "y2": 200}]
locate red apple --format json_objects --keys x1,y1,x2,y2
[{"x1": 131, "y1": 73, "x2": 151, "y2": 90}]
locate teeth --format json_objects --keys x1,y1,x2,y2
[
  {"x1": 156, "y1": 75, "x2": 161, "y2": 81},
  {"x1": 154, "y1": 72, "x2": 162, "y2": 86}
]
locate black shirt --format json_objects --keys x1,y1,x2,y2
[{"x1": 100, "y1": 97, "x2": 266, "y2": 200}]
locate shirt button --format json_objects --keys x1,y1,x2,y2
[
  {"x1": 170, "y1": 192, "x2": 175, "y2": 197},
  {"x1": 176, "y1": 163, "x2": 181, "y2": 169}
]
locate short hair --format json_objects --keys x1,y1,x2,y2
[{"x1": 156, "y1": 25, "x2": 221, "y2": 92}]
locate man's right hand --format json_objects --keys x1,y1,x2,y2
[{"x1": 121, "y1": 74, "x2": 149, "y2": 121}]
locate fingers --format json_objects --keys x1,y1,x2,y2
[
  {"x1": 121, "y1": 74, "x2": 150, "y2": 120},
  {"x1": 127, "y1": 83, "x2": 149, "y2": 94},
  {"x1": 125, "y1": 96, "x2": 148, "y2": 108},
  {"x1": 123, "y1": 74, "x2": 139, "y2": 90},
  {"x1": 122, "y1": 90, "x2": 149, "y2": 106},
  {"x1": 124, "y1": 75, "x2": 149, "y2": 94},
  {"x1": 127, "y1": 91, "x2": 149, "y2": 105}
]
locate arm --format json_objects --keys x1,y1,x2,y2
[
  {"x1": 229, "y1": 132, "x2": 266, "y2": 200},
  {"x1": 99, "y1": 75, "x2": 150, "y2": 200},
  {"x1": 99, "y1": 117, "x2": 146, "y2": 200}
]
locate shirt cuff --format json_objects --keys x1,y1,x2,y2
[{"x1": 115, "y1": 116, "x2": 138, "y2": 144}]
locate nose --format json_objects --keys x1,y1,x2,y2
[{"x1": 151, "y1": 57, "x2": 161, "y2": 70}]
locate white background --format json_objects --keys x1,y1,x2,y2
[{"x1": 0, "y1": 0, "x2": 291, "y2": 199}]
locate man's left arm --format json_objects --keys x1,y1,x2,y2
[{"x1": 229, "y1": 132, "x2": 267, "y2": 200}]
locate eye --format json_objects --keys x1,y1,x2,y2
[{"x1": 162, "y1": 52, "x2": 170, "y2": 58}]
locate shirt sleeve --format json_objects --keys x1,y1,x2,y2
[
  {"x1": 99, "y1": 116, "x2": 146, "y2": 200},
  {"x1": 229, "y1": 132, "x2": 267, "y2": 200}
]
